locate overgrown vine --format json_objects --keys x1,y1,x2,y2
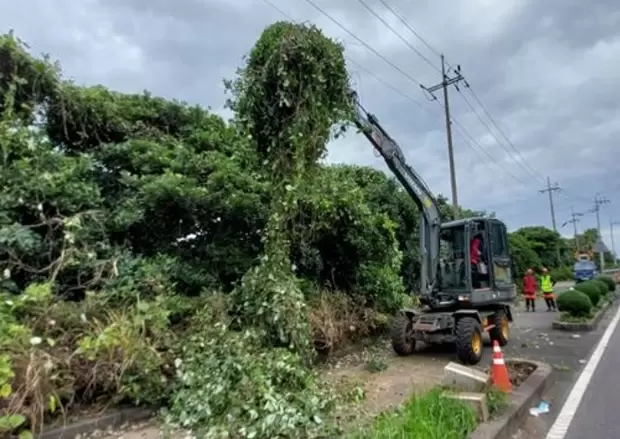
[
  {"x1": 231, "y1": 21, "x2": 353, "y2": 356},
  {"x1": 167, "y1": 22, "x2": 354, "y2": 438}
]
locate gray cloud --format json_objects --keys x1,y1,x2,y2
[{"x1": 2, "y1": 0, "x2": 620, "y2": 247}]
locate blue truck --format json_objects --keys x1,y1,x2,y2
[{"x1": 573, "y1": 260, "x2": 598, "y2": 283}]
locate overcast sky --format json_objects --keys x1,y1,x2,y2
[{"x1": 2, "y1": 0, "x2": 620, "y2": 250}]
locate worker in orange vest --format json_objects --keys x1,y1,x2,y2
[{"x1": 523, "y1": 268, "x2": 537, "y2": 312}]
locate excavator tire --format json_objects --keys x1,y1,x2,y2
[
  {"x1": 391, "y1": 314, "x2": 416, "y2": 356},
  {"x1": 455, "y1": 316, "x2": 483, "y2": 365},
  {"x1": 490, "y1": 310, "x2": 510, "y2": 347}
]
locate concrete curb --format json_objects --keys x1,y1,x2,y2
[
  {"x1": 552, "y1": 299, "x2": 613, "y2": 332},
  {"x1": 468, "y1": 359, "x2": 555, "y2": 439},
  {"x1": 37, "y1": 408, "x2": 155, "y2": 439}
]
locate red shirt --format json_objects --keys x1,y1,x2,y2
[
  {"x1": 470, "y1": 238, "x2": 481, "y2": 264},
  {"x1": 523, "y1": 274, "x2": 537, "y2": 295}
]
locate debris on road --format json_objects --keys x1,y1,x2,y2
[{"x1": 529, "y1": 400, "x2": 550, "y2": 416}]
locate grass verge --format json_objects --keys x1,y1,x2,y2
[{"x1": 349, "y1": 387, "x2": 477, "y2": 439}]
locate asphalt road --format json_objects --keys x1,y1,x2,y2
[
  {"x1": 511, "y1": 283, "x2": 620, "y2": 439},
  {"x1": 558, "y1": 306, "x2": 620, "y2": 438}
]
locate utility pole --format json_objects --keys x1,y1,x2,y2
[
  {"x1": 567, "y1": 206, "x2": 582, "y2": 239},
  {"x1": 539, "y1": 176, "x2": 561, "y2": 232},
  {"x1": 590, "y1": 194, "x2": 610, "y2": 271},
  {"x1": 610, "y1": 219, "x2": 620, "y2": 266},
  {"x1": 539, "y1": 177, "x2": 561, "y2": 265},
  {"x1": 421, "y1": 55, "x2": 465, "y2": 218},
  {"x1": 562, "y1": 206, "x2": 584, "y2": 256}
]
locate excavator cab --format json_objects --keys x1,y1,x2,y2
[{"x1": 439, "y1": 218, "x2": 515, "y2": 304}]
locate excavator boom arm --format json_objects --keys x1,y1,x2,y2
[{"x1": 350, "y1": 93, "x2": 441, "y2": 297}]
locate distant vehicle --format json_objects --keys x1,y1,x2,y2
[{"x1": 573, "y1": 260, "x2": 597, "y2": 283}]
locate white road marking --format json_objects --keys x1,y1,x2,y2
[{"x1": 546, "y1": 303, "x2": 620, "y2": 439}]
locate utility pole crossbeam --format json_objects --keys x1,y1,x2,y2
[
  {"x1": 590, "y1": 194, "x2": 610, "y2": 271},
  {"x1": 539, "y1": 176, "x2": 561, "y2": 232},
  {"x1": 421, "y1": 55, "x2": 465, "y2": 218}
]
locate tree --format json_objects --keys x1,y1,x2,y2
[{"x1": 510, "y1": 226, "x2": 565, "y2": 268}]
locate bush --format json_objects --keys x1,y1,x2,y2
[
  {"x1": 557, "y1": 290, "x2": 593, "y2": 317},
  {"x1": 550, "y1": 266, "x2": 573, "y2": 281},
  {"x1": 591, "y1": 279, "x2": 609, "y2": 298},
  {"x1": 574, "y1": 281, "x2": 601, "y2": 307},
  {"x1": 597, "y1": 276, "x2": 616, "y2": 293}
]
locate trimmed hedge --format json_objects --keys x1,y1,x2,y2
[
  {"x1": 574, "y1": 281, "x2": 602, "y2": 307},
  {"x1": 591, "y1": 280, "x2": 609, "y2": 297},
  {"x1": 557, "y1": 289, "x2": 593, "y2": 317},
  {"x1": 597, "y1": 276, "x2": 616, "y2": 293}
]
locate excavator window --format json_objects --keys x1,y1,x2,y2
[{"x1": 439, "y1": 226, "x2": 467, "y2": 290}]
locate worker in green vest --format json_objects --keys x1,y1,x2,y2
[{"x1": 540, "y1": 267, "x2": 557, "y2": 311}]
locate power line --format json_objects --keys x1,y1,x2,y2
[
  {"x1": 462, "y1": 87, "x2": 545, "y2": 181},
  {"x1": 457, "y1": 89, "x2": 546, "y2": 184},
  {"x1": 363, "y1": 2, "x2": 597, "y2": 206},
  {"x1": 258, "y1": 0, "x2": 428, "y2": 114},
  {"x1": 259, "y1": 0, "x2": 557, "y2": 194},
  {"x1": 300, "y1": 0, "x2": 424, "y2": 88},
  {"x1": 376, "y1": 0, "x2": 442, "y2": 60},
  {"x1": 355, "y1": 0, "x2": 440, "y2": 73},
  {"x1": 448, "y1": 115, "x2": 537, "y2": 188},
  {"x1": 356, "y1": 0, "x2": 546, "y2": 188},
  {"x1": 293, "y1": 0, "x2": 532, "y2": 187}
]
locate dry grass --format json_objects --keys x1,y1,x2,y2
[
  {"x1": 2, "y1": 298, "x2": 168, "y2": 433},
  {"x1": 308, "y1": 292, "x2": 389, "y2": 355}
]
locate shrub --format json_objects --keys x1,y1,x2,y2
[
  {"x1": 550, "y1": 266, "x2": 573, "y2": 281},
  {"x1": 597, "y1": 276, "x2": 616, "y2": 293},
  {"x1": 591, "y1": 279, "x2": 609, "y2": 298},
  {"x1": 574, "y1": 281, "x2": 601, "y2": 307},
  {"x1": 557, "y1": 290, "x2": 592, "y2": 317}
]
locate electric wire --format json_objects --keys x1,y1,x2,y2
[{"x1": 258, "y1": 0, "x2": 604, "y2": 209}]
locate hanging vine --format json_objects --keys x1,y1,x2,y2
[{"x1": 229, "y1": 21, "x2": 353, "y2": 358}]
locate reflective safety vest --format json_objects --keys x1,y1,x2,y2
[{"x1": 540, "y1": 275, "x2": 553, "y2": 292}]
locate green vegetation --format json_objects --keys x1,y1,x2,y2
[
  {"x1": 595, "y1": 276, "x2": 616, "y2": 293},
  {"x1": 350, "y1": 388, "x2": 477, "y2": 439},
  {"x1": 486, "y1": 387, "x2": 510, "y2": 417},
  {"x1": 0, "y1": 23, "x2": 596, "y2": 438},
  {"x1": 574, "y1": 282, "x2": 602, "y2": 307},
  {"x1": 557, "y1": 290, "x2": 593, "y2": 317},
  {"x1": 558, "y1": 279, "x2": 613, "y2": 323},
  {"x1": 591, "y1": 279, "x2": 610, "y2": 297}
]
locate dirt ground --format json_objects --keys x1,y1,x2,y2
[{"x1": 90, "y1": 339, "x2": 453, "y2": 439}]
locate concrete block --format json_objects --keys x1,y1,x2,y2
[
  {"x1": 442, "y1": 362, "x2": 490, "y2": 392},
  {"x1": 444, "y1": 392, "x2": 489, "y2": 422}
]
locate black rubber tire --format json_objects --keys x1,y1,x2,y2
[
  {"x1": 455, "y1": 316, "x2": 483, "y2": 365},
  {"x1": 391, "y1": 314, "x2": 416, "y2": 356},
  {"x1": 490, "y1": 310, "x2": 510, "y2": 347}
]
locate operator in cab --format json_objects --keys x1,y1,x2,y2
[{"x1": 470, "y1": 232, "x2": 482, "y2": 288}]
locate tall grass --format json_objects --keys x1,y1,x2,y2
[{"x1": 350, "y1": 388, "x2": 477, "y2": 439}]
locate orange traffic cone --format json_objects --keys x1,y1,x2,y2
[{"x1": 491, "y1": 340, "x2": 512, "y2": 393}]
